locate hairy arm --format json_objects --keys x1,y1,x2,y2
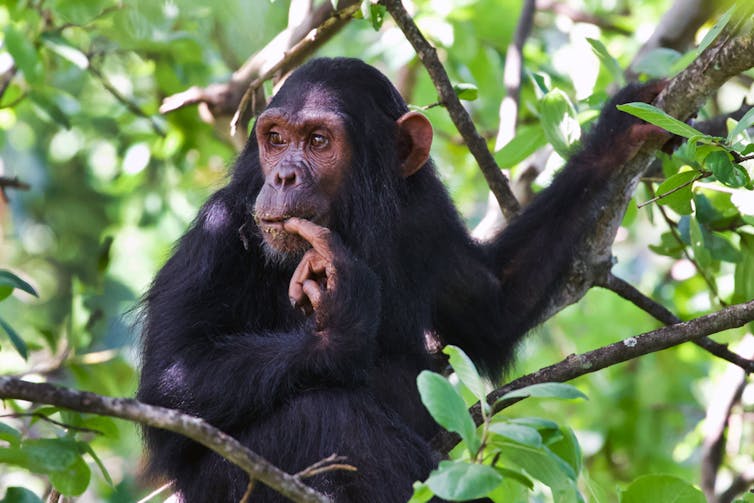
[{"x1": 435, "y1": 82, "x2": 667, "y2": 377}]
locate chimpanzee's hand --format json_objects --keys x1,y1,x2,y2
[
  {"x1": 283, "y1": 218, "x2": 380, "y2": 336},
  {"x1": 587, "y1": 80, "x2": 673, "y2": 166}
]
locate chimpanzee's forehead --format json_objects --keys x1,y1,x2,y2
[{"x1": 268, "y1": 83, "x2": 343, "y2": 115}]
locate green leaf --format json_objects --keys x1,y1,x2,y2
[
  {"x1": 0, "y1": 422, "x2": 21, "y2": 445},
  {"x1": 616, "y1": 103, "x2": 705, "y2": 139},
  {"x1": 734, "y1": 234, "x2": 754, "y2": 303},
  {"x1": 689, "y1": 218, "x2": 713, "y2": 268},
  {"x1": 705, "y1": 150, "x2": 749, "y2": 188},
  {"x1": 494, "y1": 125, "x2": 548, "y2": 168},
  {"x1": 41, "y1": 34, "x2": 89, "y2": 69},
  {"x1": 489, "y1": 422, "x2": 542, "y2": 447},
  {"x1": 509, "y1": 417, "x2": 560, "y2": 432},
  {"x1": 29, "y1": 90, "x2": 72, "y2": 130},
  {"x1": 499, "y1": 443, "x2": 577, "y2": 488},
  {"x1": 499, "y1": 382, "x2": 587, "y2": 402},
  {"x1": 49, "y1": 455, "x2": 90, "y2": 496},
  {"x1": 547, "y1": 427, "x2": 583, "y2": 477},
  {"x1": 697, "y1": 6, "x2": 735, "y2": 55},
  {"x1": 494, "y1": 467, "x2": 534, "y2": 490},
  {"x1": 631, "y1": 48, "x2": 682, "y2": 78},
  {"x1": 426, "y1": 460, "x2": 503, "y2": 500},
  {"x1": 655, "y1": 170, "x2": 699, "y2": 215},
  {"x1": 585, "y1": 38, "x2": 624, "y2": 85},
  {"x1": 417, "y1": 371, "x2": 479, "y2": 453},
  {"x1": 704, "y1": 230, "x2": 741, "y2": 263},
  {"x1": 0, "y1": 487, "x2": 44, "y2": 503},
  {"x1": 443, "y1": 345, "x2": 486, "y2": 401},
  {"x1": 728, "y1": 107, "x2": 754, "y2": 142},
  {"x1": 620, "y1": 474, "x2": 705, "y2": 503},
  {"x1": 539, "y1": 89, "x2": 581, "y2": 158},
  {"x1": 0, "y1": 317, "x2": 28, "y2": 360},
  {"x1": 407, "y1": 481, "x2": 434, "y2": 503},
  {"x1": 452, "y1": 83, "x2": 479, "y2": 102},
  {"x1": 649, "y1": 232, "x2": 684, "y2": 259},
  {"x1": 361, "y1": 1, "x2": 386, "y2": 30},
  {"x1": 4, "y1": 25, "x2": 40, "y2": 81},
  {"x1": 81, "y1": 444, "x2": 113, "y2": 486},
  {"x1": 0, "y1": 270, "x2": 38, "y2": 298}
]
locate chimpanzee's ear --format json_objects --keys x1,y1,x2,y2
[{"x1": 396, "y1": 112, "x2": 433, "y2": 178}]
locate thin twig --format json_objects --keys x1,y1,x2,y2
[
  {"x1": 637, "y1": 171, "x2": 709, "y2": 208},
  {"x1": 494, "y1": 0, "x2": 536, "y2": 151},
  {"x1": 159, "y1": 0, "x2": 359, "y2": 119},
  {"x1": 382, "y1": 0, "x2": 521, "y2": 220},
  {"x1": 652, "y1": 193, "x2": 724, "y2": 302},
  {"x1": 0, "y1": 176, "x2": 31, "y2": 192},
  {"x1": 240, "y1": 480, "x2": 256, "y2": 503},
  {"x1": 135, "y1": 482, "x2": 173, "y2": 503},
  {"x1": 0, "y1": 412, "x2": 103, "y2": 435},
  {"x1": 0, "y1": 66, "x2": 18, "y2": 103},
  {"x1": 88, "y1": 62, "x2": 165, "y2": 136},
  {"x1": 597, "y1": 272, "x2": 754, "y2": 373},
  {"x1": 296, "y1": 454, "x2": 358, "y2": 479},
  {"x1": 432, "y1": 299, "x2": 754, "y2": 453}
]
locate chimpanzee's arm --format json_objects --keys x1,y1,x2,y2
[
  {"x1": 434, "y1": 82, "x2": 667, "y2": 377},
  {"x1": 136, "y1": 191, "x2": 380, "y2": 429}
]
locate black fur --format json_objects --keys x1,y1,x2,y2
[{"x1": 137, "y1": 58, "x2": 656, "y2": 502}]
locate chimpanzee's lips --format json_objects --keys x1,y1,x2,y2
[{"x1": 254, "y1": 212, "x2": 317, "y2": 230}]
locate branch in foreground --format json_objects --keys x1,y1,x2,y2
[
  {"x1": 382, "y1": 0, "x2": 521, "y2": 221},
  {"x1": 0, "y1": 378, "x2": 330, "y2": 503},
  {"x1": 432, "y1": 299, "x2": 754, "y2": 453},
  {"x1": 598, "y1": 273, "x2": 754, "y2": 373},
  {"x1": 229, "y1": 2, "x2": 361, "y2": 135},
  {"x1": 159, "y1": 0, "x2": 358, "y2": 120},
  {"x1": 0, "y1": 176, "x2": 30, "y2": 192}
]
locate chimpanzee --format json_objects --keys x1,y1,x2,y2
[{"x1": 137, "y1": 57, "x2": 664, "y2": 502}]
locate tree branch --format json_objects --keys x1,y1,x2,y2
[
  {"x1": 0, "y1": 377, "x2": 331, "y2": 503},
  {"x1": 382, "y1": 0, "x2": 521, "y2": 220},
  {"x1": 540, "y1": 28, "x2": 754, "y2": 322},
  {"x1": 597, "y1": 273, "x2": 754, "y2": 373},
  {"x1": 432, "y1": 299, "x2": 754, "y2": 454},
  {"x1": 229, "y1": 2, "x2": 361, "y2": 135},
  {"x1": 159, "y1": 0, "x2": 359, "y2": 121}
]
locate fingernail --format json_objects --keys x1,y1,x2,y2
[{"x1": 290, "y1": 297, "x2": 297, "y2": 308}]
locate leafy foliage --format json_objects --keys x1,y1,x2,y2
[{"x1": 0, "y1": 0, "x2": 752, "y2": 501}]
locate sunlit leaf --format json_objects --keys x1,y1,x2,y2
[
  {"x1": 498, "y1": 382, "x2": 587, "y2": 402},
  {"x1": 452, "y1": 83, "x2": 479, "y2": 102},
  {"x1": 705, "y1": 150, "x2": 749, "y2": 188},
  {"x1": 655, "y1": 170, "x2": 699, "y2": 215},
  {"x1": 616, "y1": 103, "x2": 705, "y2": 139},
  {"x1": 494, "y1": 125, "x2": 547, "y2": 168},
  {"x1": 539, "y1": 89, "x2": 581, "y2": 158},
  {"x1": 41, "y1": 33, "x2": 89, "y2": 69},
  {"x1": 426, "y1": 461, "x2": 502, "y2": 500},
  {"x1": 0, "y1": 487, "x2": 44, "y2": 503},
  {"x1": 417, "y1": 371, "x2": 480, "y2": 453},
  {"x1": 620, "y1": 474, "x2": 705, "y2": 503},
  {"x1": 0, "y1": 270, "x2": 38, "y2": 298},
  {"x1": 4, "y1": 25, "x2": 40, "y2": 81},
  {"x1": 443, "y1": 345, "x2": 486, "y2": 401},
  {"x1": 697, "y1": 6, "x2": 735, "y2": 55},
  {"x1": 728, "y1": 107, "x2": 754, "y2": 142},
  {"x1": 586, "y1": 38, "x2": 625, "y2": 85},
  {"x1": 489, "y1": 422, "x2": 542, "y2": 447}
]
